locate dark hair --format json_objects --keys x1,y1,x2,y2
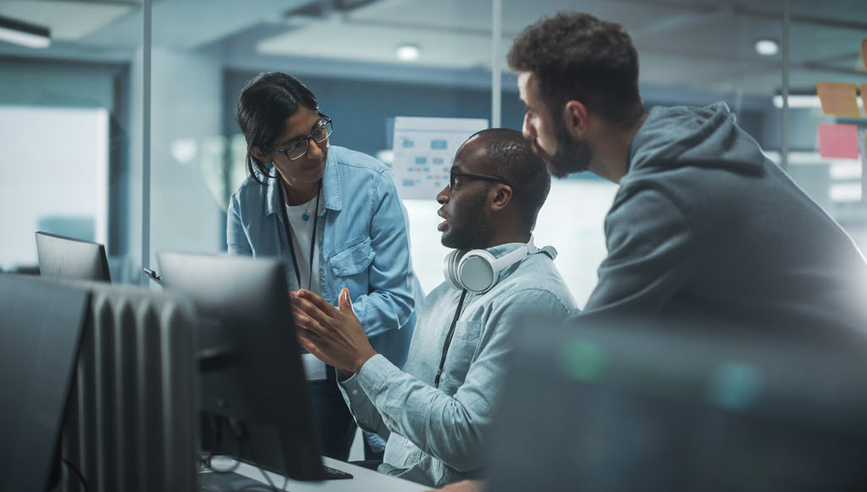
[
  {"x1": 507, "y1": 12, "x2": 644, "y2": 127},
  {"x1": 474, "y1": 128, "x2": 551, "y2": 232},
  {"x1": 236, "y1": 72, "x2": 319, "y2": 185}
]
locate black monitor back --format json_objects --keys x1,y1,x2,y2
[
  {"x1": 0, "y1": 274, "x2": 90, "y2": 491},
  {"x1": 486, "y1": 316, "x2": 867, "y2": 492},
  {"x1": 35, "y1": 231, "x2": 111, "y2": 282},
  {"x1": 157, "y1": 252, "x2": 325, "y2": 481}
]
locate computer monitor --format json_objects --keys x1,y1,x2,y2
[
  {"x1": 485, "y1": 316, "x2": 867, "y2": 492},
  {"x1": 35, "y1": 231, "x2": 111, "y2": 282},
  {"x1": 157, "y1": 252, "x2": 328, "y2": 481},
  {"x1": 0, "y1": 274, "x2": 90, "y2": 491}
]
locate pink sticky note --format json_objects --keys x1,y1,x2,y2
[{"x1": 818, "y1": 124, "x2": 859, "y2": 160}]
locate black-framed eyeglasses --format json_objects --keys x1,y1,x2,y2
[
  {"x1": 267, "y1": 114, "x2": 333, "y2": 161},
  {"x1": 449, "y1": 170, "x2": 511, "y2": 189}
]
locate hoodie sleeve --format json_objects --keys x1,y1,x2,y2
[{"x1": 583, "y1": 188, "x2": 697, "y2": 316}]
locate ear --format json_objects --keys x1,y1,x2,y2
[
  {"x1": 563, "y1": 100, "x2": 589, "y2": 138},
  {"x1": 251, "y1": 145, "x2": 270, "y2": 163},
  {"x1": 489, "y1": 184, "x2": 513, "y2": 212}
]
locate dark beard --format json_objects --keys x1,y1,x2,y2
[
  {"x1": 441, "y1": 192, "x2": 493, "y2": 250},
  {"x1": 537, "y1": 119, "x2": 595, "y2": 178}
]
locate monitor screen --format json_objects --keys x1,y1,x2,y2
[
  {"x1": 35, "y1": 231, "x2": 111, "y2": 282},
  {"x1": 0, "y1": 274, "x2": 90, "y2": 491},
  {"x1": 157, "y1": 252, "x2": 326, "y2": 481}
]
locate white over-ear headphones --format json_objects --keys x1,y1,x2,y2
[{"x1": 442, "y1": 235, "x2": 557, "y2": 293}]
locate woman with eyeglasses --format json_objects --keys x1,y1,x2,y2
[{"x1": 228, "y1": 71, "x2": 423, "y2": 461}]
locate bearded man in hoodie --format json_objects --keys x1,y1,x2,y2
[
  {"x1": 428, "y1": 12, "x2": 867, "y2": 492},
  {"x1": 508, "y1": 12, "x2": 867, "y2": 330}
]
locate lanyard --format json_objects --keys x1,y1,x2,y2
[
  {"x1": 434, "y1": 289, "x2": 468, "y2": 389},
  {"x1": 278, "y1": 180, "x2": 321, "y2": 291}
]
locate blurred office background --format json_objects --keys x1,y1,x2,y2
[{"x1": 1, "y1": 0, "x2": 866, "y2": 305}]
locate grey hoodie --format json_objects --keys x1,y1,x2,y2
[{"x1": 583, "y1": 102, "x2": 867, "y2": 331}]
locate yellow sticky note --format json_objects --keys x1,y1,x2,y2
[
  {"x1": 862, "y1": 39, "x2": 867, "y2": 71},
  {"x1": 816, "y1": 82, "x2": 862, "y2": 118}
]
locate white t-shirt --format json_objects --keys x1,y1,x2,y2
[
  {"x1": 286, "y1": 192, "x2": 326, "y2": 381},
  {"x1": 284, "y1": 193, "x2": 323, "y2": 296}
]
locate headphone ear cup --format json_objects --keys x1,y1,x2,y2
[
  {"x1": 457, "y1": 250, "x2": 497, "y2": 293},
  {"x1": 443, "y1": 249, "x2": 466, "y2": 290}
]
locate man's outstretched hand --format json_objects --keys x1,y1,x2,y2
[{"x1": 291, "y1": 288, "x2": 378, "y2": 375}]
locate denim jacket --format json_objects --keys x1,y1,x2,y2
[
  {"x1": 227, "y1": 145, "x2": 424, "y2": 367},
  {"x1": 338, "y1": 242, "x2": 577, "y2": 487}
]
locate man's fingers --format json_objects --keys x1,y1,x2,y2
[
  {"x1": 296, "y1": 323, "x2": 327, "y2": 347},
  {"x1": 297, "y1": 335, "x2": 321, "y2": 356},
  {"x1": 297, "y1": 332, "x2": 340, "y2": 369},
  {"x1": 338, "y1": 288, "x2": 355, "y2": 314},
  {"x1": 293, "y1": 308, "x2": 330, "y2": 337},
  {"x1": 292, "y1": 295, "x2": 334, "y2": 327},
  {"x1": 298, "y1": 289, "x2": 341, "y2": 317}
]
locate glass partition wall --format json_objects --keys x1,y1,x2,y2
[
  {"x1": 3, "y1": 0, "x2": 866, "y2": 299},
  {"x1": 0, "y1": 0, "x2": 143, "y2": 282}
]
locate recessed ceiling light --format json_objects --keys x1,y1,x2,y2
[
  {"x1": 0, "y1": 15, "x2": 50, "y2": 49},
  {"x1": 755, "y1": 39, "x2": 779, "y2": 56},
  {"x1": 396, "y1": 44, "x2": 420, "y2": 62}
]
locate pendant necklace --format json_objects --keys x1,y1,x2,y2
[{"x1": 285, "y1": 182, "x2": 320, "y2": 221}]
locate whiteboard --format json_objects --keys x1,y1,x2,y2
[{"x1": 392, "y1": 116, "x2": 488, "y2": 200}]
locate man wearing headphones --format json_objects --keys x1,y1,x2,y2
[{"x1": 291, "y1": 128, "x2": 576, "y2": 488}]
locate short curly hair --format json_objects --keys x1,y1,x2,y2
[{"x1": 507, "y1": 12, "x2": 644, "y2": 127}]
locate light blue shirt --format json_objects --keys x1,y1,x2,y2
[
  {"x1": 227, "y1": 145, "x2": 424, "y2": 367},
  {"x1": 338, "y1": 243, "x2": 577, "y2": 487}
]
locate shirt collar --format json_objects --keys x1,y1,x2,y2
[{"x1": 484, "y1": 242, "x2": 526, "y2": 259}]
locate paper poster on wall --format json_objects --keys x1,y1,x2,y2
[
  {"x1": 392, "y1": 117, "x2": 489, "y2": 200},
  {"x1": 817, "y1": 123, "x2": 859, "y2": 160},
  {"x1": 816, "y1": 82, "x2": 862, "y2": 118}
]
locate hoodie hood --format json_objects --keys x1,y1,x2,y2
[{"x1": 628, "y1": 102, "x2": 765, "y2": 176}]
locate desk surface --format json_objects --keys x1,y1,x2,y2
[{"x1": 207, "y1": 456, "x2": 430, "y2": 492}]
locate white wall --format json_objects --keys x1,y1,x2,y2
[
  {"x1": 404, "y1": 179, "x2": 617, "y2": 308},
  {"x1": 0, "y1": 106, "x2": 108, "y2": 270}
]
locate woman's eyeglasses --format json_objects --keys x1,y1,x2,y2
[{"x1": 268, "y1": 114, "x2": 333, "y2": 161}]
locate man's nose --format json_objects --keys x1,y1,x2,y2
[{"x1": 436, "y1": 185, "x2": 449, "y2": 204}]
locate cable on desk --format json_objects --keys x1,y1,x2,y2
[
  {"x1": 248, "y1": 446, "x2": 288, "y2": 492},
  {"x1": 61, "y1": 456, "x2": 89, "y2": 492},
  {"x1": 204, "y1": 416, "x2": 288, "y2": 492},
  {"x1": 205, "y1": 415, "x2": 242, "y2": 474}
]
